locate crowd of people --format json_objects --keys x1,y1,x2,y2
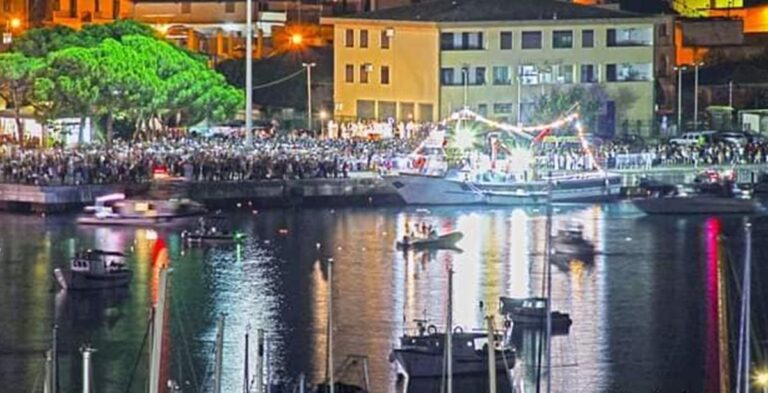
[{"x1": 0, "y1": 135, "x2": 419, "y2": 185}]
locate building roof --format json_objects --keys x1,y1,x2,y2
[{"x1": 336, "y1": 0, "x2": 651, "y2": 23}]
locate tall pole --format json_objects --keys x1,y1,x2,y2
[
  {"x1": 81, "y1": 345, "x2": 94, "y2": 393},
  {"x1": 694, "y1": 62, "x2": 703, "y2": 131},
  {"x1": 447, "y1": 267, "x2": 454, "y2": 393},
  {"x1": 676, "y1": 66, "x2": 686, "y2": 134},
  {"x1": 462, "y1": 67, "x2": 468, "y2": 110},
  {"x1": 486, "y1": 315, "x2": 497, "y2": 393},
  {"x1": 327, "y1": 258, "x2": 334, "y2": 393},
  {"x1": 213, "y1": 314, "x2": 225, "y2": 393},
  {"x1": 303, "y1": 63, "x2": 315, "y2": 132},
  {"x1": 516, "y1": 77, "x2": 522, "y2": 126},
  {"x1": 245, "y1": 0, "x2": 253, "y2": 144},
  {"x1": 545, "y1": 180, "x2": 553, "y2": 393},
  {"x1": 243, "y1": 325, "x2": 250, "y2": 393},
  {"x1": 729, "y1": 80, "x2": 734, "y2": 108},
  {"x1": 256, "y1": 329, "x2": 264, "y2": 393},
  {"x1": 149, "y1": 267, "x2": 169, "y2": 393},
  {"x1": 52, "y1": 324, "x2": 58, "y2": 393}
]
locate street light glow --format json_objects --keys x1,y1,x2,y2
[
  {"x1": 10, "y1": 18, "x2": 21, "y2": 29},
  {"x1": 756, "y1": 370, "x2": 768, "y2": 386},
  {"x1": 291, "y1": 34, "x2": 303, "y2": 45}
]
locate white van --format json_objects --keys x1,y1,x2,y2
[{"x1": 669, "y1": 131, "x2": 717, "y2": 146}]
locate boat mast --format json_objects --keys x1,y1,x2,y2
[
  {"x1": 327, "y1": 258, "x2": 335, "y2": 393},
  {"x1": 44, "y1": 349, "x2": 53, "y2": 393},
  {"x1": 445, "y1": 265, "x2": 454, "y2": 393},
  {"x1": 736, "y1": 220, "x2": 752, "y2": 393},
  {"x1": 81, "y1": 344, "x2": 95, "y2": 393},
  {"x1": 545, "y1": 178, "x2": 553, "y2": 393},
  {"x1": 486, "y1": 315, "x2": 496, "y2": 393},
  {"x1": 243, "y1": 325, "x2": 250, "y2": 393},
  {"x1": 256, "y1": 328, "x2": 264, "y2": 393},
  {"x1": 149, "y1": 267, "x2": 169, "y2": 393},
  {"x1": 213, "y1": 314, "x2": 225, "y2": 393},
  {"x1": 52, "y1": 324, "x2": 59, "y2": 393}
]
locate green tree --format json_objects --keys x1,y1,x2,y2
[
  {"x1": 0, "y1": 53, "x2": 43, "y2": 143},
  {"x1": 529, "y1": 85, "x2": 607, "y2": 134}
]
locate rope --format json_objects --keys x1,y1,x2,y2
[
  {"x1": 125, "y1": 310, "x2": 153, "y2": 393},
  {"x1": 252, "y1": 69, "x2": 306, "y2": 91}
]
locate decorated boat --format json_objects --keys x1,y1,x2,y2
[
  {"x1": 54, "y1": 250, "x2": 132, "y2": 290},
  {"x1": 499, "y1": 297, "x2": 572, "y2": 333},
  {"x1": 78, "y1": 193, "x2": 206, "y2": 225},
  {"x1": 396, "y1": 231, "x2": 463, "y2": 249},
  {"x1": 552, "y1": 222, "x2": 595, "y2": 255},
  {"x1": 181, "y1": 228, "x2": 246, "y2": 244}
]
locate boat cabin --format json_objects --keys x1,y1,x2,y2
[
  {"x1": 72, "y1": 250, "x2": 128, "y2": 274},
  {"x1": 400, "y1": 331, "x2": 504, "y2": 355}
]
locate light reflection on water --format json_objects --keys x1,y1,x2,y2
[{"x1": 1, "y1": 204, "x2": 763, "y2": 393}]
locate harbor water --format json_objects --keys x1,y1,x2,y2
[{"x1": 1, "y1": 203, "x2": 767, "y2": 392}]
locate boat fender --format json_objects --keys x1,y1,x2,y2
[
  {"x1": 453, "y1": 326, "x2": 464, "y2": 334},
  {"x1": 427, "y1": 324, "x2": 438, "y2": 335},
  {"x1": 503, "y1": 320, "x2": 512, "y2": 329}
]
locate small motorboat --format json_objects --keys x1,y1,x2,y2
[
  {"x1": 553, "y1": 222, "x2": 595, "y2": 255},
  {"x1": 499, "y1": 297, "x2": 572, "y2": 333},
  {"x1": 78, "y1": 193, "x2": 206, "y2": 226},
  {"x1": 391, "y1": 321, "x2": 515, "y2": 378},
  {"x1": 54, "y1": 250, "x2": 132, "y2": 290},
  {"x1": 181, "y1": 229, "x2": 246, "y2": 244},
  {"x1": 396, "y1": 231, "x2": 463, "y2": 250}
]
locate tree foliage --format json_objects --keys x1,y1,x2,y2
[
  {"x1": 529, "y1": 85, "x2": 608, "y2": 134},
  {"x1": 1, "y1": 20, "x2": 242, "y2": 145}
]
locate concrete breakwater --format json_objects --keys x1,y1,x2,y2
[{"x1": 0, "y1": 177, "x2": 402, "y2": 213}]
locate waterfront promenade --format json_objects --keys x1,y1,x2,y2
[{"x1": 2, "y1": 164, "x2": 767, "y2": 212}]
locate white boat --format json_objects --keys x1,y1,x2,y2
[
  {"x1": 633, "y1": 181, "x2": 764, "y2": 215},
  {"x1": 396, "y1": 231, "x2": 464, "y2": 249},
  {"x1": 54, "y1": 250, "x2": 132, "y2": 290},
  {"x1": 78, "y1": 193, "x2": 206, "y2": 225}
]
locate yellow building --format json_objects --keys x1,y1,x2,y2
[{"x1": 323, "y1": 0, "x2": 668, "y2": 136}]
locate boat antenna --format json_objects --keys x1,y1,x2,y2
[
  {"x1": 545, "y1": 177, "x2": 553, "y2": 393},
  {"x1": 445, "y1": 265, "x2": 454, "y2": 393},
  {"x1": 327, "y1": 258, "x2": 335, "y2": 393}
]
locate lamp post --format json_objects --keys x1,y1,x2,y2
[
  {"x1": 673, "y1": 65, "x2": 688, "y2": 134},
  {"x1": 302, "y1": 62, "x2": 316, "y2": 132},
  {"x1": 516, "y1": 75, "x2": 522, "y2": 126},
  {"x1": 2, "y1": 18, "x2": 21, "y2": 46},
  {"x1": 461, "y1": 65, "x2": 469, "y2": 110},
  {"x1": 756, "y1": 370, "x2": 768, "y2": 393},
  {"x1": 245, "y1": 0, "x2": 253, "y2": 144},
  {"x1": 693, "y1": 61, "x2": 704, "y2": 131}
]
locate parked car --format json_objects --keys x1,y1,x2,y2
[
  {"x1": 668, "y1": 131, "x2": 717, "y2": 146},
  {"x1": 714, "y1": 131, "x2": 748, "y2": 146}
]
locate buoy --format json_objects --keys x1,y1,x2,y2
[{"x1": 237, "y1": 202, "x2": 242, "y2": 208}]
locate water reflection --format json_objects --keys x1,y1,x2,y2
[{"x1": 1, "y1": 205, "x2": 763, "y2": 393}]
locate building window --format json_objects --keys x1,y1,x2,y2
[
  {"x1": 478, "y1": 103, "x2": 488, "y2": 116},
  {"x1": 345, "y1": 64, "x2": 354, "y2": 83},
  {"x1": 500, "y1": 32, "x2": 512, "y2": 50},
  {"x1": 440, "y1": 68, "x2": 456, "y2": 85},
  {"x1": 607, "y1": 27, "x2": 652, "y2": 47},
  {"x1": 493, "y1": 103, "x2": 514, "y2": 114},
  {"x1": 360, "y1": 64, "x2": 370, "y2": 83},
  {"x1": 181, "y1": 1, "x2": 191, "y2": 13},
  {"x1": 492, "y1": 66, "x2": 511, "y2": 85},
  {"x1": 606, "y1": 63, "x2": 652, "y2": 82},
  {"x1": 658, "y1": 23, "x2": 668, "y2": 38},
  {"x1": 473, "y1": 67, "x2": 486, "y2": 85},
  {"x1": 381, "y1": 30, "x2": 391, "y2": 49},
  {"x1": 555, "y1": 64, "x2": 574, "y2": 84},
  {"x1": 552, "y1": 30, "x2": 573, "y2": 49},
  {"x1": 225, "y1": 1, "x2": 235, "y2": 13},
  {"x1": 440, "y1": 32, "x2": 484, "y2": 50},
  {"x1": 357, "y1": 100, "x2": 375, "y2": 119},
  {"x1": 345, "y1": 29, "x2": 354, "y2": 47},
  {"x1": 519, "y1": 65, "x2": 539, "y2": 85},
  {"x1": 360, "y1": 29, "x2": 369, "y2": 48},
  {"x1": 521, "y1": 31, "x2": 542, "y2": 49},
  {"x1": 580, "y1": 64, "x2": 598, "y2": 83},
  {"x1": 3, "y1": 0, "x2": 10, "y2": 12},
  {"x1": 381, "y1": 65, "x2": 390, "y2": 85},
  {"x1": 582, "y1": 30, "x2": 594, "y2": 48},
  {"x1": 95, "y1": 0, "x2": 100, "y2": 13}
]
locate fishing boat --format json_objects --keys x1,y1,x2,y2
[
  {"x1": 54, "y1": 250, "x2": 132, "y2": 290},
  {"x1": 78, "y1": 193, "x2": 206, "y2": 225},
  {"x1": 552, "y1": 222, "x2": 595, "y2": 255},
  {"x1": 499, "y1": 297, "x2": 572, "y2": 333},
  {"x1": 632, "y1": 179, "x2": 763, "y2": 215},
  {"x1": 396, "y1": 231, "x2": 463, "y2": 250},
  {"x1": 391, "y1": 324, "x2": 515, "y2": 378}
]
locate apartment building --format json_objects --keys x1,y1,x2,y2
[{"x1": 323, "y1": 0, "x2": 668, "y2": 136}]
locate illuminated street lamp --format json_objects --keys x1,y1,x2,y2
[
  {"x1": 10, "y1": 18, "x2": 21, "y2": 29},
  {"x1": 291, "y1": 33, "x2": 303, "y2": 46},
  {"x1": 756, "y1": 370, "x2": 768, "y2": 393},
  {"x1": 673, "y1": 65, "x2": 688, "y2": 134},
  {"x1": 693, "y1": 61, "x2": 704, "y2": 131}
]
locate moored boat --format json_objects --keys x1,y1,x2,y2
[
  {"x1": 553, "y1": 222, "x2": 595, "y2": 255},
  {"x1": 499, "y1": 297, "x2": 572, "y2": 333},
  {"x1": 633, "y1": 179, "x2": 763, "y2": 215},
  {"x1": 54, "y1": 250, "x2": 132, "y2": 290},
  {"x1": 181, "y1": 229, "x2": 246, "y2": 244}
]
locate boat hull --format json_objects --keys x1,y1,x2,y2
[
  {"x1": 391, "y1": 349, "x2": 514, "y2": 378},
  {"x1": 77, "y1": 214, "x2": 197, "y2": 226},
  {"x1": 633, "y1": 196, "x2": 764, "y2": 215},
  {"x1": 483, "y1": 174, "x2": 623, "y2": 206},
  {"x1": 388, "y1": 174, "x2": 484, "y2": 205},
  {"x1": 396, "y1": 232, "x2": 463, "y2": 249},
  {"x1": 54, "y1": 268, "x2": 133, "y2": 290}
]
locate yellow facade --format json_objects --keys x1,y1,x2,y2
[
  {"x1": 331, "y1": 20, "x2": 440, "y2": 122},
  {"x1": 51, "y1": 0, "x2": 134, "y2": 28},
  {"x1": 673, "y1": 0, "x2": 744, "y2": 17},
  {"x1": 325, "y1": 16, "x2": 663, "y2": 135}
]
